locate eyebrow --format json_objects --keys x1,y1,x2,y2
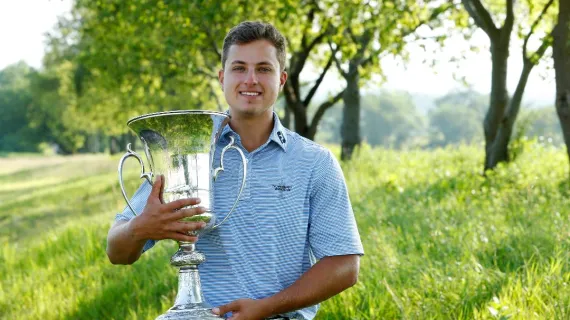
[{"x1": 231, "y1": 60, "x2": 275, "y2": 67}]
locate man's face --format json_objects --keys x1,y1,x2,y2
[{"x1": 219, "y1": 40, "x2": 287, "y2": 119}]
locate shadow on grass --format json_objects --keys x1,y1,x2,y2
[
  {"x1": 0, "y1": 174, "x2": 98, "y2": 204},
  {"x1": 1, "y1": 173, "x2": 141, "y2": 243},
  {"x1": 476, "y1": 230, "x2": 556, "y2": 274},
  {"x1": 0, "y1": 162, "x2": 70, "y2": 182},
  {"x1": 63, "y1": 250, "x2": 178, "y2": 320},
  {"x1": 557, "y1": 179, "x2": 570, "y2": 197},
  {"x1": 455, "y1": 274, "x2": 506, "y2": 319}
]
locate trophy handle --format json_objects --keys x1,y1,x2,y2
[
  {"x1": 118, "y1": 143, "x2": 154, "y2": 216},
  {"x1": 211, "y1": 136, "x2": 247, "y2": 229}
]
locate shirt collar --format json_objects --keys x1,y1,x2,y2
[{"x1": 220, "y1": 110, "x2": 288, "y2": 152}]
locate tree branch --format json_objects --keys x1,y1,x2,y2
[
  {"x1": 192, "y1": 67, "x2": 217, "y2": 81},
  {"x1": 401, "y1": 2, "x2": 453, "y2": 37},
  {"x1": 328, "y1": 41, "x2": 348, "y2": 78},
  {"x1": 346, "y1": 26, "x2": 358, "y2": 45},
  {"x1": 283, "y1": 81, "x2": 304, "y2": 114},
  {"x1": 303, "y1": 50, "x2": 336, "y2": 106},
  {"x1": 504, "y1": 0, "x2": 515, "y2": 31},
  {"x1": 203, "y1": 27, "x2": 222, "y2": 62},
  {"x1": 300, "y1": 6, "x2": 317, "y2": 50},
  {"x1": 291, "y1": 26, "x2": 331, "y2": 78},
  {"x1": 208, "y1": 84, "x2": 224, "y2": 111},
  {"x1": 523, "y1": 0, "x2": 555, "y2": 59},
  {"x1": 308, "y1": 89, "x2": 345, "y2": 137},
  {"x1": 461, "y1": 0, "x2": 499, "y2": 38},
  {"x1": 528, "y1": 33, "x2": 553, "y2": 65}
]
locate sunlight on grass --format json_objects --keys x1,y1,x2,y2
[{"x1": 2, "y1": 143, "x2": 570, "y2": 319}]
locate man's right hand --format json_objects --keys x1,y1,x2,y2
[{"x1": 129, "y1": 175, "x2": 207, "y2": 243}]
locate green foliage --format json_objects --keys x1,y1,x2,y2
[
  {"x1": 27, "y1": 65, "x2": 89, "y2": 154},
  {"x1": 361, "y1": 91, "x2": 426, "y2": 148},
  {"x1": 3, "y1": 145, "x2": 570, "y2": 319},
  {"x1": 317, "y1": 91, "x2": 426, "y2": 148},
  {"x1": 61, "y1": 0, "x2": 304, "y2": 134},
  {"x1": 524, "y1": 107, "x2": 564, "y2": 145},
  {"x1": 0, "y1": 62, "x2": 42, "y2": 152},
  {"x1": 428, "y1": 90, "x2": 487, "y2": 147}
]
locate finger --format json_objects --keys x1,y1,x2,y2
[
  {"x1": 172, "y1": 207, "x2": 207, "y2": 220},
  {"x1": 149, "y1": 175, "x2": 163, "y2": 200},
  {"x1": 212, "y1": 301, "x2": 239, "y2": 316},
  {"x1": 163, "y1": 198, "x2": 202, "y2": 212},
  {"x1": 167, "y1": 232, "x2": 198, "y2": 243},
  {"x1": 159, "y1": 175, "x2": 165, "y2": 204},
  {"x1": 172, "y1": 221, "x2": 207, "y2": 234}
]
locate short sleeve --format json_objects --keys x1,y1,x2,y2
[
  {"x1": 308, "y1": 150, "x2": 364, "y2": 260},
  {"x1": 115, "y1": 180, "x2": 156, "y2": 252}
]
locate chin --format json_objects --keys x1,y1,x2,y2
[{"x1": 232, "y1": 105, "x2": 271, "y2": 117}]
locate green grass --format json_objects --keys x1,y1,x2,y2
[{"x1": 2, "y1": 143, "x2": 570, "y2": 319}]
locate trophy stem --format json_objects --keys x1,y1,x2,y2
[
  {"x1": 173, "y1": 266, "x2": 205, "y2": 306},
  {"x1": 156, "y1": 242, "x2": 223, "y2": 320}
]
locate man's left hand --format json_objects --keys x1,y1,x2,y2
[{"x1": 212, "y1": 298, "x2": 271, "y2": 320}]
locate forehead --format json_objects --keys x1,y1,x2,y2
[{"x1": 225, "y1": 40, "x2": 279, "y2": 66}]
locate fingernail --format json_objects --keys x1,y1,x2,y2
[
  {"x1": 200, "y1": 222, "x2": 206, "y2": 228},
  {"x1": 212, "y1": 307, "x2": 219, "y2": 314}
]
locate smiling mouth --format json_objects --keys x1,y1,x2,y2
[{"x1": 240, "y1": 91, "x2": 261, "y2": 96}]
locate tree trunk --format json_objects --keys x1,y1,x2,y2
[
  {"x1": 484, "y1": 41, "x2": 510, "y2": 170},
  {"x1": 85, "y1": 133, "x2": 101, "y2": 153},
  {"x1": 340, "y1": 61, "x2": 361, "y2": 161},
  {"x1": 489, "y1": 62, "x2": 534, "y2": 166},
  {"x1": 292, "y1": 102, "x2": 309, "y2": 138},
  {"x1": 282, "y1": 105, "x2": 291, "y2": 129},
  {"x1": 553, "y1": 0, "x2": 570, "y2": 169},
  {"x1": 109, "y1": 136, "x2": 120, "y2": 155}
]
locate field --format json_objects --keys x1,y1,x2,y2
[{"x1": 2, "y1": 143, "x2": 570, "y2": 319}]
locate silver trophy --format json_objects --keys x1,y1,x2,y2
[{"x1": 118, "y1": 110, "x2": 246, "y2": 319}]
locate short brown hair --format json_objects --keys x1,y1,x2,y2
[{"x1": 221, "y1": 21, "x2": 287, "y2": 71}]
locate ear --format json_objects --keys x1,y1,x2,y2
[
  {"x1": 218, "y1": 69, "x2": 224, "y2": 88},
  {"x1": 279, "y1": 71, "x2": 288, "y2": 91}
]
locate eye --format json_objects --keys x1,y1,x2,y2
[
  {"x1": 232, "y1": 66, "x2": 245, "y2": 71},
  {"x1": 258, "y1": 67, "x2": 272, "y2": 73}
]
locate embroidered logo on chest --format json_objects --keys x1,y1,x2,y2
[{"x1": 272, "y1": 184, "x2": 292, "y2": 192}]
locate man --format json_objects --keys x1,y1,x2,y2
[{"x1": 106, "y1": 21, "x2": 364, "y2": 320}]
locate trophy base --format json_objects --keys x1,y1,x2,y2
[{"x1": 156, "y1": 305, "x2": 223, "y2": 320}]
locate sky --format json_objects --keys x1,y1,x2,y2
[{"x1": 0, "y1": 0, "x2": 556, "y2": 107}]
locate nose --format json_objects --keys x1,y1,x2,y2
[{"x1": 244, "y1": 69, "x2": 258, "y2": 85}]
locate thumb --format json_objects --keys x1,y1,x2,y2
[
  {"x1": 212, "y1": 300, "x2": 239, "y2": 316},
  {"x1": 149, "y1": 174, "x2": 163, "y2": 200}
]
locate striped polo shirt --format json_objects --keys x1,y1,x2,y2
[{"x1": 116, "y1": 112, "x2": 364, "y2": 319}]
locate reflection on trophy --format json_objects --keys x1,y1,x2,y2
[{"x1": 118, "y1": 110, "x2": 247, "y2": 319}]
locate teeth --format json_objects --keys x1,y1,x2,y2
[{"x1": 241, "y1": 92, "x2": 260, "y2": 96}]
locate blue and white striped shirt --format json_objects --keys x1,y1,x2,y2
[{"x1": 116, "y1": 112, "x2": 364, "y2": 319}]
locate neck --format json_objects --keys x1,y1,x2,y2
[{"x1": 229, "y1": 111, "x2": 274, "y2": 152}]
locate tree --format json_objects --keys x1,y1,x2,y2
[
  {"x1": 56, "y1": 0, "x2": 351, "y2": 144},
  {"x1": 0, "y1": 62, "x2": 41, "y2": 152},
  {"x1": 552, "y1": 0, "x2": 570, "y2": 168},
  {"x1": 362, "y1": 91, "x2": 426, "y2": 148},
  {"x1": 315, "y1": 91, "x2": 426, "y2": 149},
  {"x1": 428, "y1": 90, "x2": 487, "y2": 146},
  {"x1": 524, "y1": 107, "x2": 564, "y2": 145},
  {"x1": 461, "y1": 0, "x2": 556, "y2": 170},
  {"x1": 280, "y1": 1, "x2": 345, "y2": 140},
  {"x1": 27, "y1": 63, "x2": 89, "y2": 154},
  {"x1": 331, "y1": 0, "x2": 456, "y2": 160}
]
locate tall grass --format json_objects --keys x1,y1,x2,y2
[{"x1": 2, "y1": 143, "x2": 570, "y2": 319}]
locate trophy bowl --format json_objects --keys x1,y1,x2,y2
[{"x1": 118, "y1": 110, "x2": 246, "y2": 320}]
